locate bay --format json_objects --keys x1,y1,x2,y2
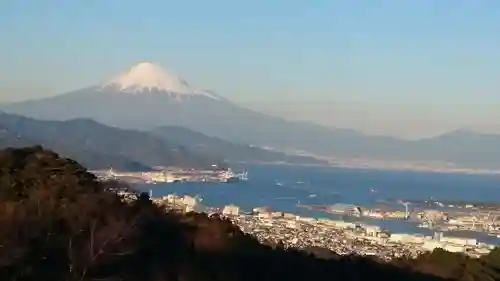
[{"x1": 136, "y1": 164, "x2": 500, "y2": 245}]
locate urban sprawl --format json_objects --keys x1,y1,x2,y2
[{"x1": 116, "y1": 190, "x2": 497, "y2": 261}]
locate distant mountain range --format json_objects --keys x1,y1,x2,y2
[
  {"x1": 2, "y1": 62, "x2": 500, "y2": 169},
  {"x1": 0, "y1": 113, "x2": 325, "y2": 170},
  {"x1": 151, "y1": 126, "x2": 326, "y2": 165},
  {"x1": 0, "y1": 112, "x2": 220, "y2": 170}
]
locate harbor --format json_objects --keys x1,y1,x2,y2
[
  {"x1": 96, "y1": 164, "x2": 500, "y2": 245},
  {"x1": 92, "y1": 167, "x2": 248, "y2": 184},
  {"x1": 296, "y1": 201, "x2": 500, "y2": 240}
]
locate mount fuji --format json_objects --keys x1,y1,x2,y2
[
  {"x1": 3, "y1": 62, "x2": 233, "y2": 128},
  {"x1": 5, "y1": 62, "x2": 500, "y2": 169},
  {"x1": 2, "y1": 62, "x2": 361, "y2": 155}
]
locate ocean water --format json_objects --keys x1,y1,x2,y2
[{"x1": 136, "y1": 164, "x2": 500, "y2": 244}]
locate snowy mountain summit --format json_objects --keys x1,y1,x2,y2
[{"x1": 100, "y1": 62, "x2": 219, "y2": 100}]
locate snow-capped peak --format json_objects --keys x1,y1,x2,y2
[{"x1": 100, "y1": 62, "x2": 219, "y2": 100}]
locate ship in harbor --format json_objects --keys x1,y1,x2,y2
[{"x1": 220, "y1": 168, "x2": 249, "y2": 183}]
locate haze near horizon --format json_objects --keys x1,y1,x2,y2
[{"x1": 1, "y1": 1, "x2": 499, "y2": 138}]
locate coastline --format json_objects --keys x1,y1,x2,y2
[
  {"x1": 244, "y1": 160, "x2": 500, "y2": 176},
  {"x1": 328, "y1": 164, "x2": 500, "y2": 176}
]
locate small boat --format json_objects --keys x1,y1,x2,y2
[
  {"x1": 417, "y1": 222, "x2": 431, "y2": 228},
  {"x1": 275, "y1": 181, "x2": 283, "y2": 186}
]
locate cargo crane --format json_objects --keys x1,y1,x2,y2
[{"x1": 398, "y1": 200, "x2": 411, "y2": 220}]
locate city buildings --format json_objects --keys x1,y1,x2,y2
[{"x1": 117, "y1": 190, "x2": 496, "y2": 260}]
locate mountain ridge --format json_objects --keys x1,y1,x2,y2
[
  {"x1": 151, "y1": 125, "x2": 327, "y2": 165},
  {"x1": 0, "y1": 112, "x2": 324, "y2": 169},
  {"x1": 0, "y1": 112, "x2": 222, "y2": 170}
]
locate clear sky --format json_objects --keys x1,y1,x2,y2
[{"x1": 1, "y1": 0, "x2": 499, "y2": 138}]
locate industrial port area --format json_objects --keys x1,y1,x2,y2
[
  {"x1": 96, "y1": 164, "x2": 500, "y2": 261},
  {"x1": 298, "y1": 200, "x2": 500, "y2": 240},
  {"x1": 116, "y1": 190, "x2": 498, "y2": 261},
  {"x1": 92, "y1": 167, "x2": 248, "y2": 184},
  {"x1": 98, "y1": 166, "x2": 500, "y2": 246}
]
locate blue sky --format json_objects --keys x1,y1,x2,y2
[{"x1": 1, "y1": 0, "x2": 499, "y2": 138}]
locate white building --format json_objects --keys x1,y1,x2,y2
[
  {"x1": 283, "y1": 213, "x2": 296, "y2": 220},
  {"x1": 422, "y1": 241, "x2": 445, "y2": 252},
  {"x1": 271, "y1": 211, "x2": 284, "y2": 218},
  {"x1": 222, "y1": 204, "x2": 240, "y2": 216},
  {"x1": 286, "y1": 221, "x2": 301, "y2": 229},
  {"x1": 185, "y1": 203, "x2": 204, "y2": 213},
  {"x1": 177, "y1": 195, "x2": 202, "y2": 213},
  {"x1": 117, "y1": 190, "x2": 138, "y2": 203},
  {"x1": 331, "y1": 221, "x2": 356, "y2": 229},
  {"x1": 182, "y1": 195, "x2": 197, "y2": 207},
  {"x1": 389, "y1": 233, "x2": 425, "y2": 244},
  {"x1": 440, "y1": 236, "x2": 477, "y2": 246},
  {"x1": 165, "y1": 194, "x2": 183, "y2": 205},
  {"x1": 363, "y1": 225, "x2": 382, "y2": 236},
  {"x1": 253, "y1": 206, "x2": 271, "y2": 214},
  {"x1": 475, "y1": 247, "x2": 492, "y2": 255},
  {"x1": 298, "y1": 217, "x2": 317, "y2": 224},
  {"x1": 257, "y1": 212, "x2": 271, "y2": 219},
  {"x1": 444, "y1": 244, "x2": 466, "y2": 253}
]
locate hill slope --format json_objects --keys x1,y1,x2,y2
[
  {"x1": 0, "y1": 112, "x2": 222, "y2": 170},
  {"x1": 408, "y1": 130, "x2": 500, "y2": 169}
]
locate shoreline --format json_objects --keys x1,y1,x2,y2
[
  {"x1": 249, "y1": 161, "x2": 500, "y2": 176},
  {"x1": 330, "y1": 165, "x2": 500, "y2": 176}
]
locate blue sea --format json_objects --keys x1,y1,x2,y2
[{"x1": 136, "y1": 164, "x2": 500, "y2": 245}]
